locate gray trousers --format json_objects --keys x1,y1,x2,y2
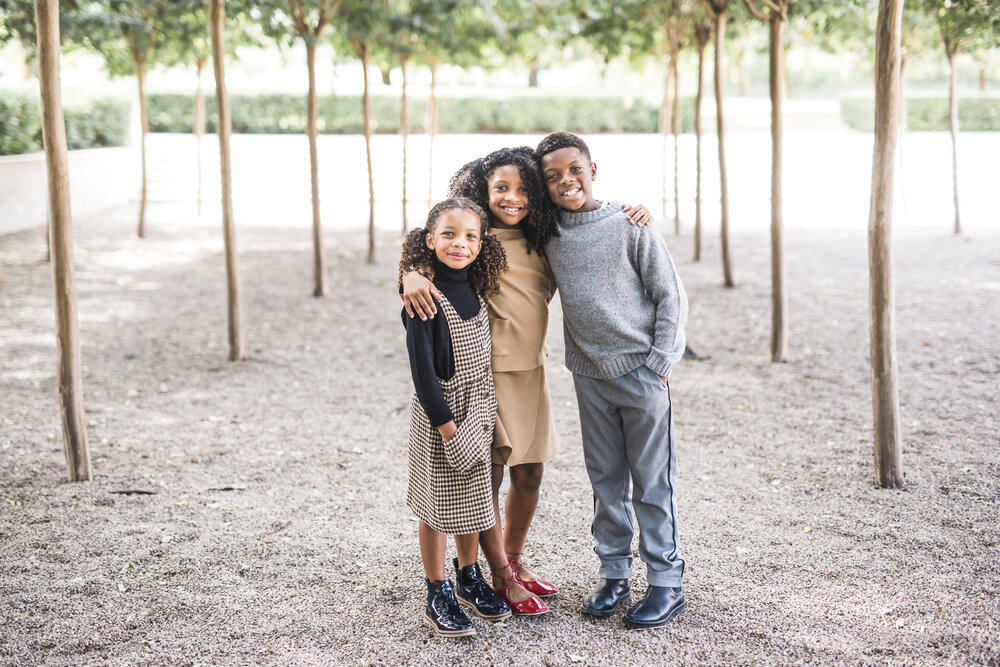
[{"x1": 572, "y1": 365, "x2": 684, "y2": 587}]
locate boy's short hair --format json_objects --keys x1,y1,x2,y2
[{"x1": 535, "y1": 131, "x2": 592, "y2": 163}]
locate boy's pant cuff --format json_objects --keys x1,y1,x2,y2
[
  {"x1": 646, "y1": 571, "x2": 684, "y2": 588},
  {"x1": 598, "y1": 564, "x2": 632, "y2": 581}
]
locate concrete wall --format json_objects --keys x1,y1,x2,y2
[{"x1": 0, "y1": 146, "x2": 139, "y2": 236}]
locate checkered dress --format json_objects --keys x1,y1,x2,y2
[{"x1": 406, "y1": 296, "x2": 498, "y2": 535}]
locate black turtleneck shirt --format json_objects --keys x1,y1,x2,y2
[{"x1": 402, "y1": 260, "x2": 481, "y2": 427}]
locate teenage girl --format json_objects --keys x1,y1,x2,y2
[
  {"x1": 401, "y1": 148, "x2": 653, "y2": 614},
  {"x1": 400, "y1": 197, "x2": 517, "y2": 638}
]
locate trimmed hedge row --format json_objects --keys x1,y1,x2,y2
[
  {"x1": 841, "y1": 97, "x2": 1000, "y2": 132},
  {"x1": 0, "y1": 94, "x2": 131, "y2": 156},
  {"x1": 147, "y1": 92, "x2": 698, "y2": 135}
]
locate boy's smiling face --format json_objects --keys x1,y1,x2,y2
[{"x1": 540, "y1": 147, "x2": 598, "y2": 212}]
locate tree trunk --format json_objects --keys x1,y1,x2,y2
[
  {"x1": 362, "y1": 44, "x2": 376, "y2": 264},
  {"x1": 769, "y1": 15, "x2": 787, "y2": 362},
  {"x1": 979, "y1": 66, "x2": 986, "y2": 92},
  {"x1": 210, "y1": 0, "x2": 243, "y2": 361},
  {"x1": 34, "y1": 0, "x2": 91, "y2": 482},
  {"x1": 306, "y1": 42, "x2": 327, "y2": 296},
  {"x1": 660, "y1": 61, "x2": 671, "y2": 219},
  {"x1": 380, "y1": 64, "x2": 391, "y2": 85},
  {"x1": 135, "y1": 55, "x2": 148, "y2": 238},
  {"x1": 528, "y1": 58, "x2": 540, "y2": 87},
  {"x1": 868, "y1": 0, "x2": 904, "y2": 489},
  {"x1": 946, "y1": 48, "x2": 961, "y2": 235},
  {"x1": 427, "y1": 58, "x2": 438, "y2": 204},
  {"x1": 734, "y1": 45, "x2": 748, "y2": 96},
  {"x1": 714, "y1": 12, "x2": 735, "y2": 287},
  {"x1": 194, "y1": 57, "x2": 206, "y2": 218},
  {"x1": 671, "y1": 51, "x2": 682, "y2": 235},
  {"x1": 897, "y1": 53, "x2": 909, "y2": 217},
  {"x1": 400, "y1": 57, "x2": 409, "y2": 234},
  {"x1": 694, "y1": 40, "x2": 706, "y2": 262}
]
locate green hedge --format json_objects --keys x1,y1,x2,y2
[
  {"x1": 147, "y1": 92, "x2": 697, "y2": 135},
  {"x1": 0, "y1": 93, "x2": 131, "y2": 156},
  {"x1": 841, "y1": 97, "x2": 1000, "y2": 132}
]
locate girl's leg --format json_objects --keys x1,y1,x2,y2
[
  {"x1": 418, "y1": 520, "x2": 447, "y2": 581},
  {"x1": 454, "y1": 532, "x2": 479, "y2": 569},
  {"x1": 505, "y1": 462, "x2": 545, "y2": 581},
  {"x1": 476, "y1": 463, "x2": 533, "y2": 602}
]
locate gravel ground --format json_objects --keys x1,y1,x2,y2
[{"x1": 1, "y1": 206, "x2": 998, "y2": 666}]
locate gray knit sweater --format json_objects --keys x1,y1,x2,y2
[{"x1": 546, "y1": 200, "x2": 688, "y2": 380}]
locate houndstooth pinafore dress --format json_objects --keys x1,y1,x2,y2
[{"x1": 406, "y1": 296, "x2": 498, "y2": 535}]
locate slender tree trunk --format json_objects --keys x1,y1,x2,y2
[
  {"x1": 781, "y1": 41, "x2": 790, "y2": 99},
  {"x1": 946, "y1": 47, "x2": 961, "y2": 235},
  {"x1": 380, "y1": 65, "x2": 391, "y2": 86},
  {"x1": 306, "y1": 41, "x2": 327, "y2": 296},
  {"x1": 897, "y1": 53, "x2": 909, "y2": 217},
  {"x1": 734, "y1": 45, "x2": 748, "y2": 96},
  {"x1": 714, "y1": 12, "x2": 735, "y2": 287},
  {"x1": 427, "y1": 58, "x2": 438, "y2": 204},
  {"x1": 769, "y1": 16, "x2": 787, "y2": 362},
  {"x1": 135, "y1": 55, "x2": 148, "y2": 238},
  {"x1": 529, "y1": 58, "x2": 540, "y2": 87},
  {"x1": 979, "y1": 66, "x2": 986, "y2": 91},
  {"x1": 671, "y1": 51, "x2": 682, "y2": 235},
  {"x1": 362, "y1": 44, "x2": 376, "y2": 264},
  {"x1": 210, "y1": 0, "x2": 243, "y2": 361},
  {"x1": 694, "y1": 40, "x2": 706, "y2": 262},
  {"x1": 34, "y1": 0, "x2": 91, "y2": 482},
  {"x1": 400, "y1": 57, "x2": 409, "y2": 234},
  {"x1": 660, "y1": 61, "x2": 671, "y2": 219},
  {"x1": 868, "y1": 0, "x2": 904, "y2": 489},
  {"x1": 194, "y1": 57, "x2": 206, "y2": 218}
]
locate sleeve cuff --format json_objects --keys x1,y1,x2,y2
[
  {"x1": 645, "y1": 347, "x2": 675, "y2": 379},
  {"x1": 429, "y1": 406, "x2": 455, "y2": 428}
]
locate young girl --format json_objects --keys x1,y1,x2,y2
[
  {"x1": 402, "y1": 148, "x2": 653, "y2": 615},
  {"x1": 400, "y1": 197, "x2": 515, "y2": 638}
]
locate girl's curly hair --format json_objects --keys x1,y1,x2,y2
[
  {"x1": 397, "y1": 197, "x2": 508, "y2": 301},
  {"x1": 448, "y1": 146, "x2": 559, "y2": 257}
]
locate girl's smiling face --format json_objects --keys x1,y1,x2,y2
[
  {"x1": 425, "y1": 208, "x2": 483, "y2": 270},
  {"x1": 487, "y1": 164, "x2": 530, "y2": 228}
]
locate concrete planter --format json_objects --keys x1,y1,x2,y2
[{"x1": 0, "y1": 146, "x2": 139, "y2": 236}]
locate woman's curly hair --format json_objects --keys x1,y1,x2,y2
[
  {"x1": 397, "y1": 197, "x2": 508, "y2": 301},
  {"x1": 448, "y1": 146, "x2": 559, "y2": 256}
]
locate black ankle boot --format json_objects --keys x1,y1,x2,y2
[
  {"x1": 453, "y1": 558, "x2": 512, "y2": 621},
  {"x1": 424, "y1": 578, "x2": 476, "y2": 638}
]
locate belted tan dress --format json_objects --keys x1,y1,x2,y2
[
  {"x1": 406, "y1": 297, "x2": 497, "y2": 535},
  {"x1": 488, "y1": 227, "x2": 560, "y2": 467}
]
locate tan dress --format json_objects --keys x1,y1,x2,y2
[
  {"x1": 406, "y1": 297, "x2": 497, "y2": 535},
  {"x1": 488, "y1": 227, "x2": 560, "y2": 467}
]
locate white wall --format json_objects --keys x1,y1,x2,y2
[{"x1": 0, "y1": 146, "x2": 139, "y2": 236}]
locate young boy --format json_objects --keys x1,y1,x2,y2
[{"x1": 535, "y1": 131, "x2": 688, "y2": 628}]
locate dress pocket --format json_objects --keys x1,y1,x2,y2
[
  {"x1": 489, "y1": 317, "x2": 510, "y2": 357},
  {"x1": 442, "y1": 403, "x2": 491, "y2": 472}
]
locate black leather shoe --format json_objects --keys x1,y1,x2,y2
[
  {"x1": 580, "y1": 578, "x2": 631, "y2": 617},
  {"x1": 424, "y1": 578, "x2": 476, "y2": 637},
  {"x1": 453, "y1": 558, "x2": 512, "y2": 621},
  {"x1": 623, "y1": 586, "x2": 686, "y2": 628}
]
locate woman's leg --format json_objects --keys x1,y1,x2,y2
[
  {"x1": 505, "y1": 462, "x2": 544, "y2": 580},
  {"x1": 419, "y1": 520, "x2": 447, "y2": 581}
]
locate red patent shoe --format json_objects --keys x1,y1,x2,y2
[
  {"x1": 492, "y1": 561, "x2": 549, "y2": 616},
  {"x1": 510, "y1": 552, "x2": 559, "y2": 598}
]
